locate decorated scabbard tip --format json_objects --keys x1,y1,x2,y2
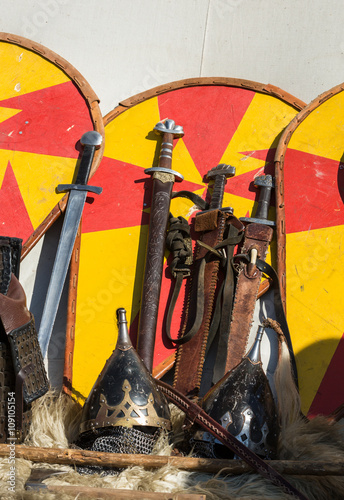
[
  {"x1": 154, "y1": 118, "x2": 184, "y2": 138},
  {"x1": 80, "y1": 130, "x2": 103, "y2": 148}
]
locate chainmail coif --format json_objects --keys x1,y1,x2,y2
[{"x1": 76, "y1": 426, "x2": 161, "y2": 475}]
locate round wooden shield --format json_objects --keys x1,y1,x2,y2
[
  {"x1": 275, "y1": 82, "x2": 344, "y2": 417},
  {"x1": 0, "y1": 33, "x2": 104, "y2": 258},
  {"x1": 65, "y1": 77, "x2": 304, "y2": 402}
]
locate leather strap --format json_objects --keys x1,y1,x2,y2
[
  {"x1": 171, "y1": 190, "x2": 208, "y2": 210},
  {"x1": 166, "y1": 258, "x2": 206, "y2": 345},
  {"x1": 205, "y1": 223, "x2": 243, "y2": 383},
  {"x1": 156, "y1": 379, "x2": 309, "y2": 500},
  {"x1": 224, "y1": 222, "x2": 273, "y2": 375}
]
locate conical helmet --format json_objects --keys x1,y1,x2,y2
[
  {"x1": 77, "y1": 308, "x2": 171, "y2": 456},
  {"x1": 191, "y1": 325, "x2": 280, "y2": 459}
]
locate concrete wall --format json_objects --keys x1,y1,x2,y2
[{"x1": 2, "y1": 0, "x2": 343, "y2": 116}]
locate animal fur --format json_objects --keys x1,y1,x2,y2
[{"x1": 1, "y1": 390, "x2": 344, "y2": 499}]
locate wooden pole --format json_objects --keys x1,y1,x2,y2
[
  {"x1": 29, "y1": 484, "x2": 205, "y2": 500},
  {"x1": 1, "y1": 444, "x2": 344, "y2": 476}
]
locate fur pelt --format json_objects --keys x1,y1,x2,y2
[{"x1": 1, "y1": 390, "x2": 344, "y2": 499}]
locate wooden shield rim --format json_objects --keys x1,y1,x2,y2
[
  {"x1": 0, "y1": 32, "x2": 105, "y2": 259},
  {"x1": 104, "y1": 76, "x2": 305, "y2": 125},
  {"x1": 274, "y1": 81, "x2": 344, "y2": 309},
  {"x1": 63, "y1": 77, "x2": 305, "y2": 395}
]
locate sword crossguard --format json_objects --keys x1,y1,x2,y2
[
  {"x1": 57, "y1": 184, "x2": 103, "y2": 195},
  {"x1": 144, "y1": 167, "x2": 183, "y2": 182}
]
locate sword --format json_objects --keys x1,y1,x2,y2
[
  {"x1": 223, "y1": 174, "x2": 275, "y2": 375},
  {"x1": 173, "y1": 164, "x2": 244, "y2": 398},
  {"x1": 136, "y1": 118, "x2": 184, "y2": 373},
  {"x1": 38, "y1": 131, "x2": 103, "y2": 358}
]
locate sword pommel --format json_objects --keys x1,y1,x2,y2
[
  {"x1": 207, "y1": 164, "x2": 236, "y2": 211},
  {"x1": 206, "y1": 164, "x2": 236, "y2": 180},
  {"x1": 254, "y1": 174, "x2": 275, "y2": 190},
  {"x1": 154, "y1": 118, "x2": 184, "y2": 138},
  {"x1": 75, "y1": 131, "x2": 103, "y2": 186},
  {"x1": 80, "y1": 130, "x2": 103, "y2": 148},
  {"x1": 240, "y1": 174, "x2": 275, "y2": 226},
  {"x1": 253, "y1": 174, "x2": 275, "y2": 222}
]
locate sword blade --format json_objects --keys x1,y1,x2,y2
[{"x1": 38, "y1": 189, "x2": 87, "y2": 358}]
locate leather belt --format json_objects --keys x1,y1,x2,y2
[{"x1": 156, "y1": 379, "x2": 309, "y2": 500}]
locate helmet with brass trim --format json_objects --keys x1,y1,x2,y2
[{"x1": 76, "y1": 308, "x2": 171, "y2": 464}]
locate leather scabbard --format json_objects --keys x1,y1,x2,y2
[
  {"x1": 173, "y1": 210, "x2": 229, "y2": 399},
  {"x1": 224, "y1": 222, "x2": 273, "y2": 374},
  {"x1": 137, "y1": 173, "x2": 175, "y2": 372}
]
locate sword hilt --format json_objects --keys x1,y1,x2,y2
[
  {"x1": 254, "y1": 175, "x2": 275, "y2": 220},
  {"x1": 75, "y1": 131, "x2": 103, "y2": 185},
  {"x1": 145, "y1": 119, "x2": 184, "y2": 182},
  {"x1": 240, "y1": 175, "x2": 275, "y2": 227},
  {"x1": 57, "y1": 131, "x2": 103, "y2": 195},
  {"x1": 207, "y1": 164, "x2": 236, "y2": 210}
]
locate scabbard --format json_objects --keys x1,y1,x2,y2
[
  {"x1": 173, "y1": 210, "x2": 230, "y2": 399},
  {"x1": 224, "y1": 222, "x2": 273, "y2": 374},
  {"x1": 136, "y1": 171, "x2": 175, "y2": 372},
  {"x1": 0, "y1": 237, "x2": 49, "y2": 442}
]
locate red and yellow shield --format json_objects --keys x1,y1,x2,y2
[
  {"x1": 0, "y1": 33, "x2": 103, "y2": 257},
  {"x1": 66, "y1": 78, "x2": 304, "y2": 402},
  {"x1": 276, "y1": 83, "x2": 344, "y2": 417}
]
